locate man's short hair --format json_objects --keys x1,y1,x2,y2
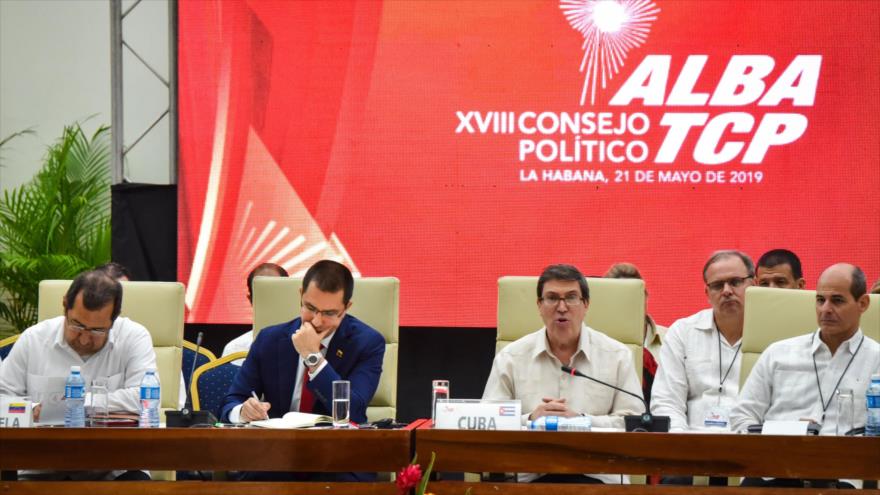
[
  {"x1": 302, "y1": 260, "x2": 354, "y2": 304},
  {"x1": 95, "y1": 261, "x2": 132, "y2": 281},
  {"x1": 63, "y1": 270, "x2": 123, "y2": 321},
  {"x1": 537, "y1": 264, "x2": 590, "y2": 301},
  {"x1": 246, "y1": 262, "x2": 289, "y2": 301},
  {"x1": 604, "y1": 262, "x2": 643, "y2": 280},
  {"x1": 850, "y1": 265, "x2": 867, "y2": 300},
  {"x1": 757, "y1": 249, "x2": 803, "y2": 280},
  {"x1": 702, "y1": 250, "x2": 755, "y2": 282}
]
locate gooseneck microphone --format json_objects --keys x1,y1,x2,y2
[
  {"x1": 165, "y1": 331, "x2": 218, "y2": 427},
  {"x1": 561, "y1": 365, "x2": 669, "y2": 432},
  {"x1": 183, "y1": 331, "x2": 205, "y2": 412}
]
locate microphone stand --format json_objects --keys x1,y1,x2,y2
[
  {"x1": 561, "y1": 365, "x2": 669, "y2": 432},
  {"x1": 166, "y1": 332, "x2": 218, "y2": 427}
]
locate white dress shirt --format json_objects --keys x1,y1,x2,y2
[
  {"x1": 483, "y1": 324, "x2": 643, "y2": 485},
  {"x1": 651, "y1": 308, "x2": 741, "y2": 431},
  {"x1": 0, "y1": 315, "x2": 157, "y2": 418},
  {"x1": 221, "y1": 330, "x2": 253, "y2": 365},
  {"x1": 731, "y1": 328, "x2": 880, "y2": 434}
]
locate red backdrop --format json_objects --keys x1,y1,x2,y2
[{"x1": 178, "y1": 0, "x2": 880, "y2": 327}]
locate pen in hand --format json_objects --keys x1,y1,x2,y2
[{"x1": 251, "y1": 391, "x2": 269, "y2": 420}]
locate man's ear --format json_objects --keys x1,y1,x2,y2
[
  {"x1": 797, "y1": 278, "x2": 806, "y2": 290},
  {"x1": 857, "y1": 293, "x2": 870, "y2": 314}
]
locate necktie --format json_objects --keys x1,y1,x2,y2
[{"x1": 299, "y1": 345, "x2": 324, "y2": 413}]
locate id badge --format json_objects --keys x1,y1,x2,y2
[{"x1": 703, "y1": 404, "x2": 730, "y2": 429}]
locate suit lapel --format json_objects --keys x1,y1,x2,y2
[
  {"x1": 276, "y1": 320, "x2": 299, "y2": 415},
  {"x1": 326, "y1": 316, "x2": 352, "y2": 375}
]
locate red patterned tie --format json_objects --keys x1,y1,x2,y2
[{"x1": 298, "y1": 345, "x2": 323, "y2": 413}]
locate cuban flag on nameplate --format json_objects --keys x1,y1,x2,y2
[{"x1": 499, "y1": 405, "x2": 517, "y2": 417}]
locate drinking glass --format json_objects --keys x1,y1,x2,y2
[
  {"x1": 88, "y1": 377, "x2": 110, "y2": 426},
  {"x1": 332, "y1": 380, "x2": 351, "y2": 428},
  {"x1": 836, "y1": 388, "x2": 853, "y2": 436},
  {"x1": 431, "y1": 379, "x2": 450, "y2": 424}
]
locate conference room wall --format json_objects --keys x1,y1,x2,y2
[{"x1": 0, "y1": 0, "x2": 172, "y2": 193}]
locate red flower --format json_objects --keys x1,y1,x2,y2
[{"x1": 396, "y1": 463, "x2": 423, "y2": 494}]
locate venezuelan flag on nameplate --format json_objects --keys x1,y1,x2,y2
[{"x1": 8, "y1": 403, "x2": 27, "y2": 414}]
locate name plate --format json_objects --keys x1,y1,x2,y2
[
  {"x1": 0, "y1": 397, "x2": 34, "y2": 428},
  {"x1": 762, "y1": 420, "x2": 809, "y2": 435},
  {"x1": 434, "y1": 399, "x2": 521, "y2": 430}
]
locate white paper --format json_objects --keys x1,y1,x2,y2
[{"x1": 250, "y1": 411, "x2": 332, "y2": 429}]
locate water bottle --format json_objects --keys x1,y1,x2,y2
[
  {"x1": 866, "y1": 373, "x2": 880, "y2": 437},
  {"x1": 529, "y1": 415, "x2": 592, "y2": 431},
  {"x1": 139, "y1": 369, "x2": 161, "y2": 428},
  {"x1": 64, "y1": 365, "x2": 86, "y2": 427}
]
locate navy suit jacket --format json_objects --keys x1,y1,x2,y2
[{"x1": 220, "y1": 314, "x2": 385, "y2": 424}]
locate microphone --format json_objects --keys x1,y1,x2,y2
[
  {"x1": 165, "y1": 332, "x2": 217, "y2": 427},
  {"x1": 561, "y1": 365, "x2": 669, "y2": 432},
  {"x1": 184, "y1": 331, "x2": 204, "y2": 411}
]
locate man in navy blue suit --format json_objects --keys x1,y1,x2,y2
[{"x1": 220, "y1": 260, "x2": 385, "y2": 480}]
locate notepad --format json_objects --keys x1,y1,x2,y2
[{"x1": 250, "y1": 411, "x2": 333, "y2": 429}]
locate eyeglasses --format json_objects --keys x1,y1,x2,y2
[
  {"x1": 540, "y1": 294, "x2": 585, "y2": 307},
  {"x1": 706, "y1": 276, "x2": 752, "y2": 293},
  {"x1": 301, "y1": 301, "x2": 344, "y2": 319},
  {"x1": 66, "y1": 318, "x2": 111, "y2": 336}
]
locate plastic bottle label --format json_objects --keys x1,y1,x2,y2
[
  {"x1": 65, "y1": 386, "x2": 84, "y2": 399},
  {"x1": 868, "y1": 395, "x2": 880, "y2": 408},
  {"x1": 141, "y1": 387, "x2": 161, "y2": 400}
]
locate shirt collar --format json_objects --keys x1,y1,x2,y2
[
  {"x1": 695, "y1": 309, "x2": 715, "y2": 331},
  {"x1": 533, "y1": 323, "x2": 590, "y2": 362},
  {"x1": 320, "y1": 331, "x2": 334, "y2": 349},
  {"x1": 811, "y1": 328, "x2": 864, "y2": 356}
]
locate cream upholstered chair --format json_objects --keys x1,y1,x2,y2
[
  {"x1": 741, "y1": 288, "x2": 880, "y2": 387},
  {"x1": 496, "y1": 276, "x2": 645, "y2": 374},
  {"x1": 252, "y1": 276, "x2": 399, "y2": 421},
  {"x1": 740, "y1": 287, "x2": 817, "y2": 388},
  {"x1": 38, "y1": 280, "x2": 185, "y2": 410},
  {"x1": 863, "y1": 294, "x2": 880, "y2": 341}
]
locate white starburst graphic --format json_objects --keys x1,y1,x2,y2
[{"x1": 560, "y1": 0, "x2": 660, "y2": 105}]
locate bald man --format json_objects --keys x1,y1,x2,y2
[{"x1": 731, "y1": 263, "x2": 880, "y2": 488}]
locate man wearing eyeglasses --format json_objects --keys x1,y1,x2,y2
[
  {"x1": 220, "y1": 260, "x2": 384, "y2": 478},
  {"x1": 651, "y1": 250, "x2": 755, "y2": 435},
  {"x1": 483, "y1": 264, "x2": 642, "y2": 484},
  {"x1": 0, "y1": 270, "x2": 156, "y2": 480}
]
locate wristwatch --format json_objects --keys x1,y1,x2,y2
[{"x1": 304, "y1": 352, "x2": 322, "y2": 368}]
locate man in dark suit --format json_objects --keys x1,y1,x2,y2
[{"x1": 220, "y1": 260, "x2": 385, "y2": 480}]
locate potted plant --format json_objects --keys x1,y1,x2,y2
[{"x1": 0, "y1": 123, "x2": 111, "y2": 338}]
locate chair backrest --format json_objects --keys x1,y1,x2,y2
[
  {"x1": 191, "y1": 352, "x2": 246, "y2": 416},
  {"x1": 863, "y1": 294, "x2": 880, "y2": 341},
  {"x1": 252, "y1": 276, "x2": 399, "y2": 421},
  {"x1": 741, "y1": 287, "x2": 880, "y2": 387},
  {"x1": 0, "y1": 334, "x2": 19, "y2": 360},
  {"x1": 182, "y1": 341, "x2": 216, "y2": 405},
  {"x1": 38, "y1": 280, "x2": 185, "y2": 410},
  {"x1": 496, "y1": 276, "x2": 645, "y2": 374}
]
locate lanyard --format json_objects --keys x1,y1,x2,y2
[
  {"x1": 716, "y1": 329, "x2": 741, "y2": 396},
  {"x1": 812, "y1": 333, "x2": 864, "y2": 418}
]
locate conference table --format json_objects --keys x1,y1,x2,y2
[{"x1": 1, "y1": 422, "x2": 878, "y2": 494}]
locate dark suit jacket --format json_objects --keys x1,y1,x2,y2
[{"x1": 220, "y1": 314, "x2": 385, "y2": 425}]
